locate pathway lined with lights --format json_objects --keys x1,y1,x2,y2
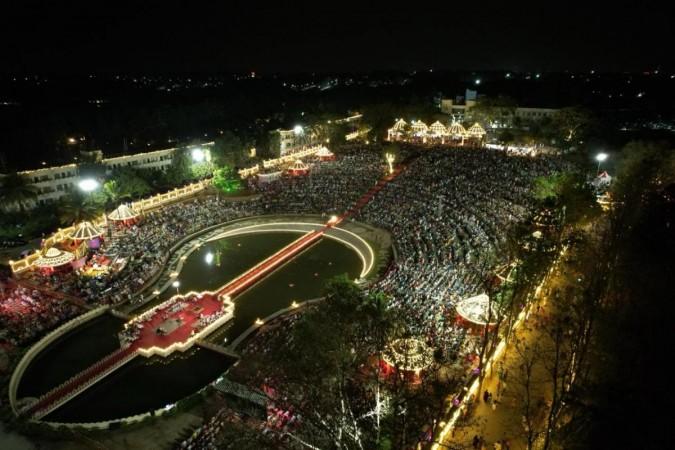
[{"x1": 22, "y1": 163, "x2": 405, "y2": 421}]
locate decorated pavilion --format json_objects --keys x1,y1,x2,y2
[
  {"x1": 316, "y1": 146, "x2": 335, "y2": 161},
  {"x1": 466, "y1": 122, "x2": 487, "y2": 142},
  {"x1": 107, "y1": 204, "x2": 139, "y2": 226},
  {"x1": 69, "y1": 221, "x2": 104, "y2": 248},
  {"x1": 380, "y1": 337, "x2": 434, "y2": 383},
  {"x1": 455, "y1": 293, "x2": 497, "y2": 331},
  {"x1": 287, "y1": 160, "x2": 309, "y2": 176},
  {"x1": 387, "y1": 119, "x2": 408, "y2": 141},
  {"x1": 34, "y1": 247, "x2": 75, "y2": 274},
  {"x1": 447, "y1": 120, "x2": 468, "y2": 144}
]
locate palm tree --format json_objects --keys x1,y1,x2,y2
[
  {"x1": 0, "y1": 172, "x2": 38, "y2": 212},
  {"x1": 58, "y1": 192, "x2": 102, "y2": 226}
]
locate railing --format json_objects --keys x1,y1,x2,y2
[
  {"x1": 9, "y1": 306, "x2": 110, "y2": 414},
  {"x1": 9, "y1": 179, "x2": 211, "y2": 274},
  {"x1": 26, "y1": 346, "x2": 137, "y2": 419},
  {"x1": 238, "y1": 145, "x2": 324, "y2": 179}
]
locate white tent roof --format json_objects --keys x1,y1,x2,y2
[
  {"x1": 390, "y1": 119, "x2": 408, "y2": 131},
  {"x1": 467, "y1": 122, "x2": 487, "y2": 136},
  {"x1": 448, "y1": 121, "x2": 467, "y2": 136},
  {"x1": 429, "y1": 121, "x2": 447, "y2": 135},
  {"x1": 69, "y1": 221, "x2": 103, "y2": 240},
  {"x1": 410, "y1": 120, "x2": 428, "y2": 131},
  {"x1": 456, "y1": 293, "x2": 496, "y2": 325},
  {"x1": 107, "y1": 204, "x2": 139, "y2": 221},
  {"x1": 35, "y1": 247, "x2": 75, "y2": 268},
  {"x1": 316, "y1": 146, "x2": 334, "y2": 157},
  {"x1": 290, "y1": 160, "x2": 308, "y2": 170}
]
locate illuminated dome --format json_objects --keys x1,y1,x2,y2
[
  {"x1": 410, "y1": 120, "x2": 429, "y2": 135},
  {"x1": 107, "y1": 204, "x2": 138, "y2": 222},
  {"x1": 390, "y1": 119, "x2": 408, "y2": 131},
  {"x1": 69, "y1": 221, "x2": 103, "y2": 241},
  {"x1": 447, "y1": 121, "x2": 467, "y2": 137},
  {"x1": 429, "y1": 121, "x2": 448, "y2": 136},
  {"x1": 456, "y1": 293, "x2": 496, "y2": 325},
  {"x1": 467, "y1": 122, "x2": 486, "y2": 137},
  {"x1": 382, "y1": 338, "x2": 434, "y2": 373},
  {"x1": 34, "y1": 247, "x2": 75, "y2": 268}
]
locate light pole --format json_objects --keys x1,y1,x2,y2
[
  {"x1": 595, "y1": 152, "x2": 608, "y2": 174},
  {"x1": 172, "y1": 280, "x2": 180, "y2": 296}
]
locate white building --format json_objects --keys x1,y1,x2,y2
[{"x1": 1, "y1": 142, "x2": 213, "y2": 208}]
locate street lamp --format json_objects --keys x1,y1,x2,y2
[
  {"x1": 78, "y1": 178, "x2": 99, "y2": 192},
  {"x1": 172, "y1": 280, "x2": 180, "y2": 295},
  {"x1": 595, "y1": 152, "x2": 608, "y2": 174},
  {"x1": 191, "y1": 148, "x2": 205, "y2": 162},
  {"x1": 293, "y1": 125, "x2": 303, "y2": 135}
]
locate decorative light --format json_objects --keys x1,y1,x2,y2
[
  {"x1": 255, "y1": 318, "x2": 264, "y2": 325},
  {"x1": 385, "y1": 153, "x2": 395, "y2": 174},
  {"x1": 77, "y1": 178, "x2": 99, "y2": 192}
]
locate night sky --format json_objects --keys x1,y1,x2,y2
[{"x1": 2, "y1": 0, "x2": 673, "y2": 73}]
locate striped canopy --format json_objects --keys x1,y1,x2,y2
[
  {"x1": 35, "y1": 247, "x2": 75, "y2": 268},
  {"x1": 69, "y1": 221, "x2": 103, "y2": 241},
  {"x1": 108, "y1": 204, "x2": 139, "y2": 221}
]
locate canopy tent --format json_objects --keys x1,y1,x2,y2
[
  {"x1": 316, "y1": 146, "x2": 335, "y2": 161},
  {"x1": 69, "y1": 221, "x2": 104, "y2": 241},
  {"x1": 410, "y1": 120, "x2": 429, "y2": 136},
  {"x1": 456, "y1": 293, "x2": 496, "y2": 326},
  {"x1": 107, "y1": 204, "x2": 139, "y2": 222},
  {"x1": 467, "y1": 122, "x2": 487, "y2": 138},
  {"x1": 34, "y1": 247, "x2": 75, "y2": 269},
  {"x1": 429, "y1": 121, "x2": 448, "y2": 136},
  {"x1": 390, "y1": 119, "x2": 408, "y2": 132},
  {"x1": 288, "y1": 159, "x2": 309, "y2": 176},
  {"x1": 382, "y1": 338, "x2": 434, "y2": 373},
  {"x1": 447, "y1": 121, "x2": 467, "y2": 137}
]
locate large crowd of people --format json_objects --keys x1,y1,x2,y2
[
  {"x1": 0, "y1": 283, "x2": 81, "y2": 346},
  {"x1": 358, "y1": 146, "x2": 566, "y2": 354}
]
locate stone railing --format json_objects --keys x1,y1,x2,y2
[
  {"x1": 9, "y1": 179, "x2": 211, "y2": 274},
  {"x1": 9, "y1": 306, "x2": 110, "y2": 414},
  {"x1": 238, "y1": 145, "x2": 323, "y2": 179}
]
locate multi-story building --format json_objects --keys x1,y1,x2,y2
[
  {"x1": 1, "y1": 142, "x2": 213, "y2": 209},
  {"x1": 440, "y1": 90, "x2": 559, "y2": 127}
]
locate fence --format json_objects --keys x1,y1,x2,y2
[
  {"x1": 9, "y1": 179, "x2": 211, "y2": 274},
  {"x1": 8, "y1": 306, "x2": 110, "y2": 414}
]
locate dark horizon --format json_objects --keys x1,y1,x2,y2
[{"x1": 3, "y1": 1, "x2": 673, "y2": 75}]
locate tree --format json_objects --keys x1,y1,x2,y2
[
  {"x1": 550, "y1": 107, "x2": 593, "y2": 144},
  {"x1": 0, "y1": 172, "x2": 38, "y2": 212},
  {"x1": 165, "y1": 149, "x2": 193, "y2": 186},
  {"x1": 212, "y1": 132, "x2": 246, "y2": 168},
  {"x1": 58, "y1": 192, "x2": 102, "y2": 226},
  {"x1": 108, "y1": 168, "x2": 152, "y2": 199},
  {"x1": 470, "y1": 96, "x2": 517, "y2": 128},
  {"x1": 212, "y1": 166, "x2": 241, "y2": 194}
]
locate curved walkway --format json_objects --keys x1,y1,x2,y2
[{"x1": 124, "y1": 215, "x2": 381, "y2": 314}]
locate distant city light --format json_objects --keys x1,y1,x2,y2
[
  {"x1": 77, "y1": 178, "x2": 99, "y2": 192},
  {"x1": 67, "y1": 137, "x2": 77, "y2": 144}
]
